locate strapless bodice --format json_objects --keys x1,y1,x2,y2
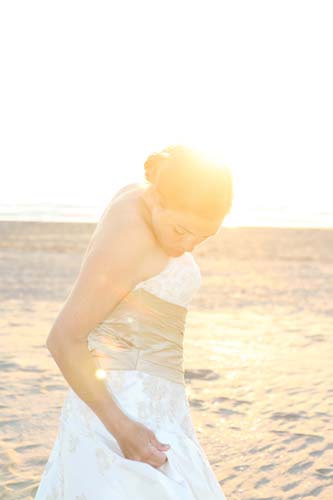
[{"x1": 87, "y1": 252, "x2": 201, "y2": 384}]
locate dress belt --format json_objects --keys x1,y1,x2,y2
[{"x1": 87, "y1": 287, "x2": 188, "y2": 385}]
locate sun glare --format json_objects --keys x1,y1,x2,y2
[
  {"x1": 1, "y1": 2, "x2": 331, "y2": 228},
  {"x1": 95, "y1": 369, "x2": 107, "y2": 380}
]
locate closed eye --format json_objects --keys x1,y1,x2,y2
[
  {"x1": 174, "y1": 225, "x2": 216, "y2": 239},
  {"x1": 174, "y1": 227, "x2": 186, "y2": 236}
]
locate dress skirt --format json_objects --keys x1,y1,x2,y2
[{"x1": 34, "y1": 369, "x2": 226, "y2": 499}]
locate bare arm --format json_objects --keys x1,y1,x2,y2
[{"x1": 46, "y1": 211, "x2": 152, "y2": 438}]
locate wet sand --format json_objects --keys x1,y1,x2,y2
[{"x1": 0, "y1": 221, "x2": 332, "y2": 499}]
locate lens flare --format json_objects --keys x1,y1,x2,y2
[{"x1": 95, "y1": 368, "x2": 107, "y2": 380}]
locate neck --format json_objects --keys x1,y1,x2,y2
[{"x1": 138, "y1": 184, "x2": 156, "y2": 233}]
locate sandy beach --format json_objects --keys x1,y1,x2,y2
[{"x1": 0, "y1": 220, "x2": 332, "y2": 500}]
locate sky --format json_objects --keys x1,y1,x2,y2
[{"x1": 1, "y1": 1, "x2": 332, "y2": 225}]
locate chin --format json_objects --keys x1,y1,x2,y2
[{"x1": 170, "y1": 249, "x2": 186, "y2": 257}]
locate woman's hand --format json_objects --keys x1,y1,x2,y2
[{"x1": 115, "y1": 416, "x2": 171, "y2": 468}]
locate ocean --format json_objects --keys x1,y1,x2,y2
[{"x1": 0, "y1": 202, "x2": 332, "y2": 228}]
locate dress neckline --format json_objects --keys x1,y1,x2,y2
[{"x1": 133, "y1": 252, "x2": 188, "y2": 291}]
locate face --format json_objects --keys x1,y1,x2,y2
[{"x1": 146, "y1": 187, "x2": 222, "y2": 257}]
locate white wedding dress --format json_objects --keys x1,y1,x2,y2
[{"x1": 34, "y1": 251, "x2": 227, "y2": 499}]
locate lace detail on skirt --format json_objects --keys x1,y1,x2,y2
[
  {"x1": 60, "y1": 370, "x2": 197, "y2": 443},
  {"x1": 35, "y1": 370, "x2": 226, "y2": 499}
]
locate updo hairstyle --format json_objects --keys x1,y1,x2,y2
[{"x1": 144, "y1": 144, "x2": 233, "y2": 221}]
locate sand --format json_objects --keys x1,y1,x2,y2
[{"x1": 0, "y1": 220, "x2": 332, "y2": 499}]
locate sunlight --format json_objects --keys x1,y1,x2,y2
[
  {"x1": 0, "y1": 1, "x2": 331, "y2": 228},
  {"x1": 95, "y1": 368, "x2": 107, "y2": 380}
]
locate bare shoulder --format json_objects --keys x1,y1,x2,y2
[
  {"x1": 46, "y1": 183, "x2": 169, "y2": 346},
  {"x1": 81, "y1": 183, "x2": 167, "y2": 286},
  {"x1": 102, "y1": 182, "x2": 146, "y2": 210},
  {"x1": 112, "y1": 182, "x2": 144, "y2": 199}
]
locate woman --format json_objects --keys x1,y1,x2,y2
[{"x1": 34, "y1": 144, "x2": 233, "y2": 499}]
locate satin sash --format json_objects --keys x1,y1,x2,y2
[{"x1": 87, "y1": 287, "x2": 188, "y2": 385}]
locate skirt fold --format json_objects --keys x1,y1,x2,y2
[{"x1": 34, "y1": 370, "x2": 226, "y2": 500}]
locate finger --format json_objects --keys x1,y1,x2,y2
[
  {"x1": 148, "y1": 446, "x2": 168, "y2": 466},
  {"x1": 158, "y1": 442, "x2": 170, "y2": 450},
  {"x1": 149, "y1": 430, "x2": 170, "y2": 449},
  {"x1": 151, "y1": 436, "x2": 170, "y2": 450},
  {"x1": 158, "y1": 454, "x2": 168, "y2": 467},
  {"x1": 150, "y1": 453, "x2": 168, "y2": 469}
]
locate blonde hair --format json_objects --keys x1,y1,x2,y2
[{"x1": 144, "y1": 144, "x2": 233, "y2": 220}]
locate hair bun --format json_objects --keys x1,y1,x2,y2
[
  {"x1": 144, "y1": 151, "x2": 170, "y2": 184},
  {"x1": 144, "y1": 154, "x2": 159, "y2": 184}
]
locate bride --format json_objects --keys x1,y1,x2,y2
[{"x1": 34, "y1": 144, "x2": 233, "y2": 499}]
